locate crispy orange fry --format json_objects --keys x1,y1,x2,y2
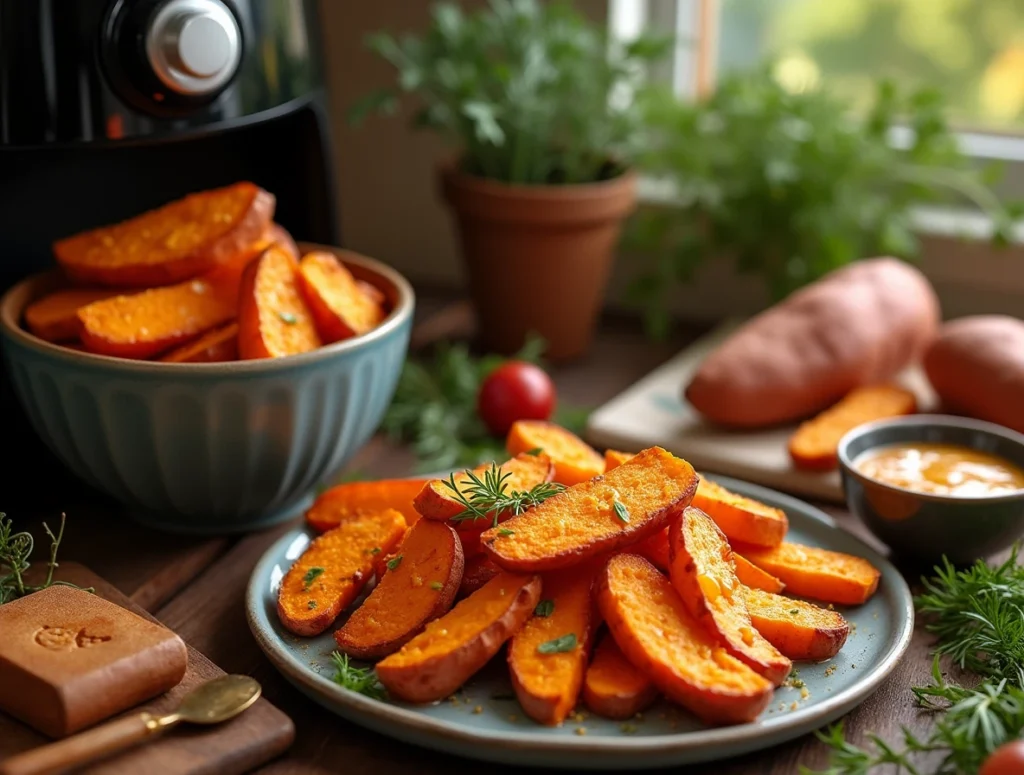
[
  {"x1": 603, "y1": 449, "x2": 634, "y2": 472},
  {"x1": 582, "y1": 633, "x2": 658, "y2": 720},
  {"x1": 733, "y1": 554, "x2": 785, "y2": 593},
  {"x1": 297, "y1": 251, "x2": 386, "y2": 343},
  {"x1": 506, "y1": 421, "x2": 604, "y2": 486},
  {"x1": 238, "y1": 244, "x2": 321, "y2": 359},
  {"x1": 24, "y1": 288, "x2": 121, "y2": 342},
  {"x1": 458, "y1": 553, "x2": 501, "y2": 599},
  {"x1": 743, "y1": 587, "x2": 850, "y2": 662},
  {"x1": 691, "y1": 479, "x2": 788, "y2": 548},
  {"x1": 306, "y1": 479, "x2": 429, "y2": 532},
  {"x1": 738, "y1": 542, "x2": 881, "y2": 606},
  {"x1": 160, "y1": 322, "x2": 239, "y2": 363}
]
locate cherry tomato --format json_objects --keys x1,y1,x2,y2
[
  {"x1": 477, "y1": 361, "x2": 556, "y2": 437},
  {"x1": 980, "y1": 740, "x2": 1024, "y2": 775}
]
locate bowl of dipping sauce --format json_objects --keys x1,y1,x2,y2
[{"x1": 838, "y1": 414, "x2": 1024, "y2": 564}]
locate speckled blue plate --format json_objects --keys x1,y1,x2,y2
[{"x1": 246, "y1": 475, "x2": 914, "y2": 770}]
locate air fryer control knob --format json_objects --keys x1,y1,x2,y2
[{"x1": 145, "y1": 0, "x2": 241, "y2": 97}]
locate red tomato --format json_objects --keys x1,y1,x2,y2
[
  {"x1": 477, "y1": 361, "x2": 556, "y2": 436},
  {"x1": 980, "y1": 741, "x2": 1024, "y2": 775}
]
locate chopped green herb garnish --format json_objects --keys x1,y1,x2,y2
[
  {"x1": 498, "y1": 528, "x2": 515, "y2": 537},
  {"x1": 534, "y1": 600, "x2": 555, "y2": 617},
  {"x1": 278, "y1": 311, "x2": 298, "y2": 324},
  {"x1": 330, "y1": 651, "x2": 386, "y2": 700},
  {"x1": 613, "y1": 500, "x2": 630, "y2": 523},
  {"x1": 307, "y1": 600, "x2": 317, "y2": 610},
  {"x1": 386, "y1": 555, "x2": 403, "y2": 571},
  {"x1": 302, "y1": 566, "x2": 325, "y2": 590},
  {"x1": 370, "y1": 547, "x2": 381, "y2": 555},
  {"x1": 429, "y1": 581, "x2": 443, "y2": 590},
  {"x1": 789, "y1": 609, "x2": 800, "y2": 615},
  {"x1": 537, "y1": 633, "x2": 577, "y2": 654},
  {"x1": 526, "y1": 447, "x2": 544, "y2": 456}
]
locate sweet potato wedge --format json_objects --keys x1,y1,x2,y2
[
  {"x1": 668, "y1": 508, "x2": 792, "y2": 685},
  {"x1": 508, "y1": 564, "x2": 599, "y2": 726},
  {"x1": 413, "y1": 452, "x2": 555, "y2": 523},
  {"x1": 276, "y1": 508, "x2": 407, "y2": 636},
  {"x1": 357, "y1": 279, "x2": 386, "y2": 307},
  {"x1": 738, "y1": 542, "x2": 881, "y2": 606},
  {"x1": 506, "y1": 421, "x2": 604, "y2": 486},
  {"x1": 306, "y1": 479, "x2": 429, "y2": 533},
  {"x1": 789, "y1": 384, "x2": 917, "y2": 471},
  {"x1": 24, "y1": 288, "x2": 121, "y2": 342},
  {"x1": 458, "y1": 553, "x2": 501, "y2": 599},
  {"x1": 481, "y1": 447, "x2": 698, "y2": 573},
  {"x1": 733, "y1": 554, "x2": 785, "y2": 594},
  {"x1": 297, "y1": 251, "x2": 386, "y2": 344},
  {"x1": 582, "y1": 633, "x2": 658, "y2": 720},
  {"x1": 160, "y1": 322, "x2": 239, "y2": 363},
  {"x1": 743, "y1": 587, "x2": 850, "y2": 662},
  {"x1": 376, "y1": 571, "x2": 542, "y2": 703},
  {"x1": 238, "y1": 244, "x2": 322, "y2": 359},
  {"x1": 634, "y1": 528, "x2": 670, "y2": 571},
  {"x1": 54, "y1": 182, "x2": 275, "y2": 287},
  {"x1": 597, "y1": 554, "x2": 773, "y2": 724},
  {"x1": 267, "y1": 223, "x2": 299, "y2": 261},
  {"x1": 334, "y1": 520, "x2": 464, "y2": 659},
  {"x1": 603, "y1": 449, "x2": 634, "y2": 472},
  {"x1": 691, "y1": 479, "x2": 788, "y2": 548}
]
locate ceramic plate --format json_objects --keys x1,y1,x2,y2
[{"x1": 246, "y1": 475, "x2": 914, "y2": 770}]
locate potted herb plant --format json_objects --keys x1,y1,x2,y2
[{"x1": 353, "y1": 1, "x2": 668, "y2": 360}]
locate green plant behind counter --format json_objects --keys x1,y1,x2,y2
[{"x1": 628, "y1": 67, "x2": 1022, "y2": 339}]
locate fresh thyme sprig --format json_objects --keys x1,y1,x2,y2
[
  {"x1": 0, "y1": 513, "x2": 92, "y2": 605},
  {"x1": 330, "y1": 651, "x2": 387, "y2": 700},
  {"x1": 442, "y1": 463, "x2": 565, "y2": 527}
]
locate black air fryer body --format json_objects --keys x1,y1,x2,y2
[{"x1": 0, "y1": 0, "x2": 339, "y2": 507}]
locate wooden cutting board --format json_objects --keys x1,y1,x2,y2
[
  {"x1": 585, "y1": 320, "x2": 937, "y2": 503},
  {"x1": 0, "y1": 563, "x2": 294, "y2": 774}
]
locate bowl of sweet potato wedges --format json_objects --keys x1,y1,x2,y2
[{"x1": 0, "y1": 182, "x2": 414, "y2": 534}]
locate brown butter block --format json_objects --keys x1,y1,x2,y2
[{"x1": 0, "y1": 585, "x2": 187, "y2": 738}]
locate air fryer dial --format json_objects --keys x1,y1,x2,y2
[{"x1": 145, "y1": 0, "x2": 241, "y2": 96}]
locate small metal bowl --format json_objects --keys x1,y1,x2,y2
[{"x1": 838, "y1": 415, "x2": 1024, "y2": 565}]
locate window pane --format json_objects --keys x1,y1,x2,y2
[{"x1": 717, "y1": 0, "x2": 1024, "y2": 132}]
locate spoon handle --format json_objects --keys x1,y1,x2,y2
[{"x1": 0, "y1": 712, "x2": 172, "y2": 775}]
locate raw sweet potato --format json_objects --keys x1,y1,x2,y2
[
  {"x1": 603, "y1": 449, "x2": 634, "y2": 472},
  {"x1": 685, "y1": 257, "x2": 940, "y2": 428},
  {"x1": 738, "y1": 542, "x2": 881, "y2": 606},
  {"x1": 923, "y1": 315, "x2": 1024, "y2": 434},
  {"x1": 582, "y1": 633, "x2": 658, "y2": 720},
  {"x1": 506, "y1": 421, "x2": 604, "y2": 486},
  {"x1": 23, "y1": 288, "x2": 121, "y2": 342},
  {"x1": 508, "y1": 564, "x2": 599, "y2": 726},
  {"x1": 743, "y1": 587, "x2": 850, "y2": 662},
  {"x1": 458, "y1": 553, "x2": 501, "y2": 598},
  {"x1": 413, "y1": 452, "x2": 555, "y2": 522},
  {"x1": 297, "y1": 251, "x2": 386, "y2": 344},
  {"x1": 238, "y1": 244, "x2": 322, "y2": 359},
  {"x1": 376, "y1": 571, "x2": 542, "y2": 703},
  {"x1": 733, "y1": 554, "x2": 785, "y2": 594},
  {"x1": 691, "y1": 479, "x2": 788, "y2": 548},
  {"x1": 160, "y1": 322, "x2": 239, "y2": 363},
  {"x1": 789, "y1": 384, "x2": 917, "y2": 471},
  {"x1": 54, "y1": 182, "x2": 275, "y2": 287},
  {"x1": 334, "y1": 520, "x2": 464, "y2": 659},
  {"x1": 276, "y1": 508, "x2": 407, "y2": 636},
  {"x1": 481, "y1": 447, "x2": 698, "y2": 572},
  {"x1": 597, "y1": 554, "x2": 773, "y2": 725},
  {"x1": 306, "y1": 479, "x2": 429, "y2": 533},
  {"x1": 668, "y1": 508, "x2": 792, "y2": 685}
]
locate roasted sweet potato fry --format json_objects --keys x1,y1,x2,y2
[
  {"x1": 482, "y1": 447, "x2": 698, "y2": 573},
  {"x1": 160, "y1": 322, "x2": 239, "y2": 363},
  {"x1": 276, "y1": 509, "x2": 407, "y2": 636},
  {"x1": 306, "y1": 479, "x2": 429, "y2": 533},
  {"x1": 267, "y1": 223, "x2": 299, "y2": 261},
  {"x1": 634, "y1": 528, "x2": 670, "y2": 571},
  {"x1": 458, "y1": 553, "x2": 501, "y2": 599},
  {"x1": 357, "y1": 279, "x2": 386, "y2": 307},
  {"x1": 414, "y1": 453, "x2": 555, "y2": 522},
  {"x1": 583, "y1": 633, "x2": 658, "y2": 720},
  {"x1": 668, "y1": 508, "x2": 791, "y2": 685},
  {"x1": 334, "y1": 520, "x2": 464, "y2": 659},
  {"x1": 603, "y1": 449, "x2": 634, "y2": 472},
  {"x1": 54, "y1": 182, "x2": 275, "y2": 287},
  {"x1": 789, "y1": 384, "x2": 918, "y2": 471},
  {"x1": 691, "y1": 479, "x2": 788, "y2": 548},
  {"x1": 733, "y1": 554, "x2": 785, "y2": 594},
  {"x1": 508, "y1": 564, "x2": 598, "y2": 726},
  {"x1": 738, "y1": 542, "x2": 881, "y2": 606},
  {"x1": 743, "y1": 587, "x2": 850, "y2": 662},
  {"x1": 506, "y1": 421, "x2": 604, "y2": 486},
  {"x1": 238, "y1": 244, "x2": 322, "y2": 359},
  {"x1": 376, "y1": 571, "x2": 542, "y2": 703},
  {"x1": 296, "y1": 251, "x2": 386, "y2": 344},
  {"x1": 597, "y1": 554, "x2": 772, "y2": 725},
  {"x1": 24, "y1": 288, "x2": 121, "y2": 342}
]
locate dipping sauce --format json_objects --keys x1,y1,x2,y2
[{"x1": 855, "y1": 443, "x2": 1024, "y2": 497}]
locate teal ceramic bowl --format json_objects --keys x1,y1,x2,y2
[
  {"x1": 0, "y1": 246, "x2": 414, "y2": 535},
  {"x1": 838, "y1": 415, "x2": 1024, "y2": 565}
]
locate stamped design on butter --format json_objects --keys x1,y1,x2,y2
[{"x1": 34, "y1": 625, "x2": 112, "y2": 651}]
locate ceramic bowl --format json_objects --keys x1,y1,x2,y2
[
  {"x1": 838, "y1": 414, "x2": 1024, "y2": 565},
  {"x1": 0, "y1": 246, "x2": 414, "y2": 535}
]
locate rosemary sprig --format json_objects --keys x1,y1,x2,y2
[
  {"x1": 0, "y1": 513, "x2": 92, "y2": 605},
  {"x1": 442, "y1": 463, "x2": 565, "y2": 526},
  {"x1": 330, "y1": 651, "x2": 387, "y2": 700}
]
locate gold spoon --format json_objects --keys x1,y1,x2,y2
[{"x1": 0, "y1": 675, "x2": 262, "y2": 775}]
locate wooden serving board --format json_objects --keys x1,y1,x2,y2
[
  {"x1": 585, "y1": 320, "x2": 937, "y2": 503},
  {"x1": 0, "y1": 563, "x2": 294, "y2": 775}
]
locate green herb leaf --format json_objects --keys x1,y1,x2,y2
[
  {"x1": 429, "y1": 581, "x2": 443, "y2": 590},
  {"x1": 278, "y1": 311, "x2": 298, "y2": 325},
  {"x1": 537, "y1": 633, "x2": 577, "y2": 654},
  {"x1": 302, "y1": 566, "x2": 325, "y2": 590},
  {"x1": 386, "y1": 555, "x2": 403, "y2": 571},
  {"x1": 370, "y1": 547, "x2": 381, "y2": 555},
  {"x1": 0, "y1": 513, "x2": 92, "y2": 606},
  {"x1": 445, "y1": 463, "x2": 566, "y2": 525},
  {"x1": 307, "y1": 600, "x2": 317, "y2": 610},
  {"x1": 526, "y1": 447, "x2": 544, "y2": 456},
  {"x1": 534, "y1": 600, "x2": 555, "y2": 617},
  {"x1": 613, "y1": 500, "x2": 630, "y2": 523},
  {"x1": 789, "y1": 609, "x2": 800, "y2": 615},
  {"x1": 498, "y1": 528, "x2": 515, "y2": 537},
  {"x1": 330, "y1": 651, "x2": 386, "y2": 700}
]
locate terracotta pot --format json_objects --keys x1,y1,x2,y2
[{"x1": 440, "y1": 165, "x2": 637, "y2": 361}]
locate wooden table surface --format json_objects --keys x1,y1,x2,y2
[{"x1": 8, "y1": 295, "x2": 947, "y2": 774}]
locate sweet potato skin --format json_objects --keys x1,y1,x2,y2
[
  {"x1": 238, "y1": 244, "x2": 322, "y2": 359},
  {"x1": 55, "y1": 182, "x2": 275, "y2": 287},
  {"x1": 160, "y1": 322, "x2": 239, "y2": 363},
  {"x1": 685, "y1": 257, "x2": 940, "y2": 428},
  {"x1": 582, "y1": 633, "x2": 658, "y2": 720},
  {"x1": 691, "y1": 479, "x2": 788, "y2": 548},
  {"x1": 481, "y1": 447, "x2": 698, "y2": 572},
  {"x1": 506, "y1": 421, "x2": 604, "y2": 486},
  {"x1": 634, "y1": 528, "x2": 670, "y2": 571},
  {"x1": 297, "y1": 251, "x2": 386, "y2": 343},
  {"x1": 334, "y1": 520, "x2": 464, "y2": 660},
  {"x1": 24, "y1": 288, "x2": 120, "y2": 342},
  {"x1": 733, "y1": 554, "x2": 785, "y2": 593},
  {"x1": 306, "y1": 479, "x2": 428, "y2": 532},
  {"x1": 744, "y1": 587, "x2": 850, "y2": 662},
  {"x1": 597, "y1": 554, "x2": 773, "y2": 725},
  {"x1": 376, "y1": 572, "x2": 542, "y2": 703},
  {"x1": 458, "y1": 553, "x2": 501, "y2": 599},
  {"x1": 923, "y1": 315, "x2": 1024, "y2": 434},
  {"x1": 738, "y1": 542, "x2": 881, "y2": 606}
]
